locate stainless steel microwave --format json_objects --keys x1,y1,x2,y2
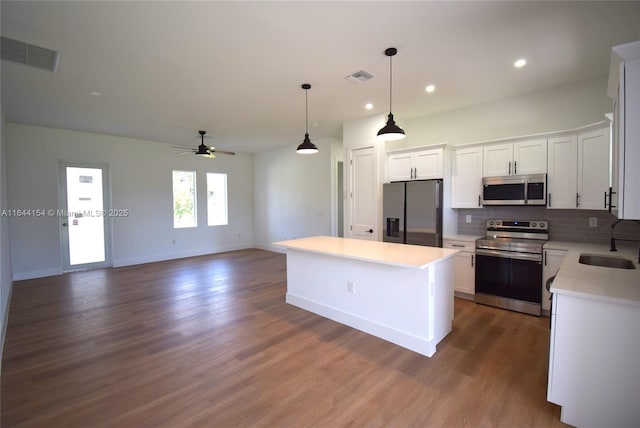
[{"x1": 482, "y1": 174, "x2": 546, "y2": 206}]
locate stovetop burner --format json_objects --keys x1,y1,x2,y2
[{"x1": 477, "y1": 219, "x2": 549, "y2": 254}]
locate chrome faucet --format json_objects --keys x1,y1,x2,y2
[{"x1": 610, "y1": 219, "x2": 640, "y2": 262}]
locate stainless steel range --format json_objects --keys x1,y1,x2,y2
[{"x1": 475, "y1": 219, "x2": 549, "y2": 316}]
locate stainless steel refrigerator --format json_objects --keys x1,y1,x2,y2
[{"x1": 382, "y1": 180, "x2": 443, "y2": 247}]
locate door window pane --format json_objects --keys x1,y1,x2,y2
[
  {"x1": 173, "y1": 170, "x2": 197, "y2": 228},
  {"x1": 66, "y1": 167, "x2": 105, "y2": 265},
  {"x1": 207, "y1": 173, "x2": 228, "y2": 226}
]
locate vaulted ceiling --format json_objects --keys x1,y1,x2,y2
[{"x1": 2, "y1": 1, "x2": 640, "y2": 153}]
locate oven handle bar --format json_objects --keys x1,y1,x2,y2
[{"x1": 476, "y1": 248, "x2": 542, "y2": 262}]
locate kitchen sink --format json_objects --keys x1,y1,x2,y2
[{"x1": 578, "y1": 254, "x2": 636, "y2": 270}]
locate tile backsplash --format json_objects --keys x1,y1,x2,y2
[{"x1": 456, "y1": 207, "x2": 640, "y2": 244}]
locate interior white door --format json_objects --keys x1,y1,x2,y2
[
  {"x1": 60, "y1": 162, "x2": 112, "y2": 271},
  {"x1": 350, "y1": 146, "x2": 376, "y2": 240}
]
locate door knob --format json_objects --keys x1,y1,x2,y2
[
  {"x1": 62, "y1": 223, "x2": 67, "y2": 227},
  {"x1": 367, "y1": 229, "x2": 373, "y2": 233}
]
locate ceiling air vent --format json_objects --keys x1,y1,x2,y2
[
  {"x1": 1, "y1": 36, "x2": 60, "y2": 73},
  {"x1": 345, "y1": 69, "x2": 374, "y2": 84}
]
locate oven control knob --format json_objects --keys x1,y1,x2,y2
[
  {"x1": 531, "y1": 222, "x2": 537, "y2": 227},
  {"x1": 539, "y1": 222, "x2": 546, "y2": 228},
  {"x1": 496, "y1": 220, "x2": 501, "y2": 226}
]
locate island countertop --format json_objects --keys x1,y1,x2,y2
[{"x1": 274, "y1": 236, "x2": 458, "y2": 270}]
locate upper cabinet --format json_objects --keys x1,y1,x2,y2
[
  {"x1": 547, "y1": 125, "x2": 610, "y2": 210},
  {"x1": 547, "y1": 134, "x2": 578, "y2": 209},
  {"x1": 387, "y1": 146, "x2": 443, "y2": 182},
  {"x1": 608, "y1": 41, "x2": 640, "y2": 219},
  {"x1": 483, "y1": 138, "x2": 547, "y2": 177},
  {"x1": 577, "y1": 126, "x2": 610, "y2": 210},
  {"x1": 451, "y1": 146, "x2": 483, "y2": 208}
]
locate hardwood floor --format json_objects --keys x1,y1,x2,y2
[{"x1": 1, "y1": 249, "x2": 567, "y2": 427}]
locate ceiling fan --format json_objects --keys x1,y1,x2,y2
[{"x1": 173, "y1": 130, "x2": 236, "y2": 158}]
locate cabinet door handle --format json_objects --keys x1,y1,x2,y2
[
  {"x1": 576, "y1": 193, "x2": 580, "y2": 208},
  {"x1": 478, "y1": 195, "x2": 482, "y2": 207},
  {"x1": 471, "y1": 255, "x2": 474, "y2": 268},
  {"x1": 544, "y1": 250, "x2": 547, "y2": 266},
  {"x1": 451, "y1": 244, "x2": 465, "y2": 248},
  {"x1": 548, "y1": 193, "x2": 552, "y2": 208},
  {"x1": 508, "y1": 161, "x2": 512, "y2": 175}
]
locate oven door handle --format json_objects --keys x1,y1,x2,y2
[{"x1": 476, "y1": 248, "x2": 542, "y2": 262}]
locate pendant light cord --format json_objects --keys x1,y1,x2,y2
[
  {"x1": 389, "y1": 54, "x2": 393, "y2": 114},
  {"x1": 305, "y1": 89, "x2": 309, "y2": 134}
]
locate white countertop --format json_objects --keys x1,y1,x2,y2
[
  {"x1": 274, "y1": 236, "x2": 458, "y2": 270},
  {"x1": 545, "y1": 240, "x2": 640, "y2": 307}
]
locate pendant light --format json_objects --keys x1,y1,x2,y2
[
  {"x1": 377, "y1": 47, "x2": 406, "y2": 141},
  {"x1": 296, "y1": 83, "x2": 319, "y2": 154}
]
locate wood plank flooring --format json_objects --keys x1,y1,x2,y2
[{"x1": 1, "y1": 249, "x2": 568, "y2": 427}]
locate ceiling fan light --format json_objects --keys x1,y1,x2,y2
[
  {"x1": 296, "y1": 133, "x2": 319, "y2": 154},
  {"x1": 376, "y1": 113, "x2": 406, "y2": 141}
]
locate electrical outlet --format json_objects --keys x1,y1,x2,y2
[
  {"x1": 589, "y1": 217, "x2": 598, "y2": 228},
  {"x1": 347, "y1": 281, "x2": 355, "y2": 294},
  {"x1": 465, "y1": 215, "x2": 472, "y2": 224}
]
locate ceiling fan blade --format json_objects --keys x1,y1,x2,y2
[
  {"x1": 212, "y1": 149, "x2": 236, "y2": 156},
  {"x1": 171, "y1": 145, "x2": 194, "y2": 150},
  {"x1": 177, "y1": 151, "x2": 193, "y2": 155}
]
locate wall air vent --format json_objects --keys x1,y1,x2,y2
[
  {"x1": 345, "y1": 69, "x2": 374, "y2": 84},
  {"x1": 1, "y1": 36, "x2": 60, "y2": 73}
]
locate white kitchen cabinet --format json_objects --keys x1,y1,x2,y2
[
  {"x1": 541, "y1": 248, "x2": 566, "y2": 312},
  {"x1": 548, "y1": 293, "x2": 640, "y2": 427},
  {"x1": 483, "y1": 138, "x2": 547, "y2": 177},
  {"x1": 608, "y1": 41, "x2": 640, "y2": 219},
  {"x1": 547, "y1": 134, "x2": 578, "y2": 209},
  {"x1": 547, "y1": 124, "x2": 610, "y2": 210},
  {"x1": 443, "y1": 239, "x2": 475, "y2": 297},
  {"x1": 387, "y1": 147, "x2": 443, "y2": 182},
  {"x1": 577, "y1": 126, "x2": 610, "y2": 210},
  {"x1": 451, "y1": 146, "x2": 483, "y2": 208}
]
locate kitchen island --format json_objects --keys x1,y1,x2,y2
[{"x1": 274, "y1": 236, "x2": 458, "y2": 357}]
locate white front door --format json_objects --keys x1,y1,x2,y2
[
  {"x1": 350, "y1": 146, "x2": 376, "y2": 240},
  {"x1": 60, "y1": 162, "x2": 112, "y2": 271}
]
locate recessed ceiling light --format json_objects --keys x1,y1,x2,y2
[
  {"x1": 514, "y1": 58, "x2": 527, "y2": 68},
  {"x1": 425, "y1": 85, "x2": 436, "y2": 93},
  {"x1": 365, "y1": 103, "x2": 373, "y2": 110},
  {"x1": 90, "y1": 91, "x2": 102, "y2": 97}
]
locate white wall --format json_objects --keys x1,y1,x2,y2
[
  {"x1": 1, "y1": 106, "x2": 14, "y2": 362},
  {"x1": 402, "y1": 76, "x2": 611, "y2": 148},
  {"x1": 253, "y1": 138, "x2": 335, "y2": 251},
  {"x1": 6, "y1": 123, "x2": 254, "y2": 280}
]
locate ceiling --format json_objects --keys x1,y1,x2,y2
[{"x1": 2, "y1": 1, "x2": 640, "y2": 153}]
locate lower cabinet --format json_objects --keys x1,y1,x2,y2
[
  {"x1": 548, "y1": 293, "x2": 640, "y2": 427},
  {"x1": 444, "y1": 239, "x2": 475, "y2": 298},
  {"x1": 542, "y1": 248, "x2": 567, "y2": 311}
]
